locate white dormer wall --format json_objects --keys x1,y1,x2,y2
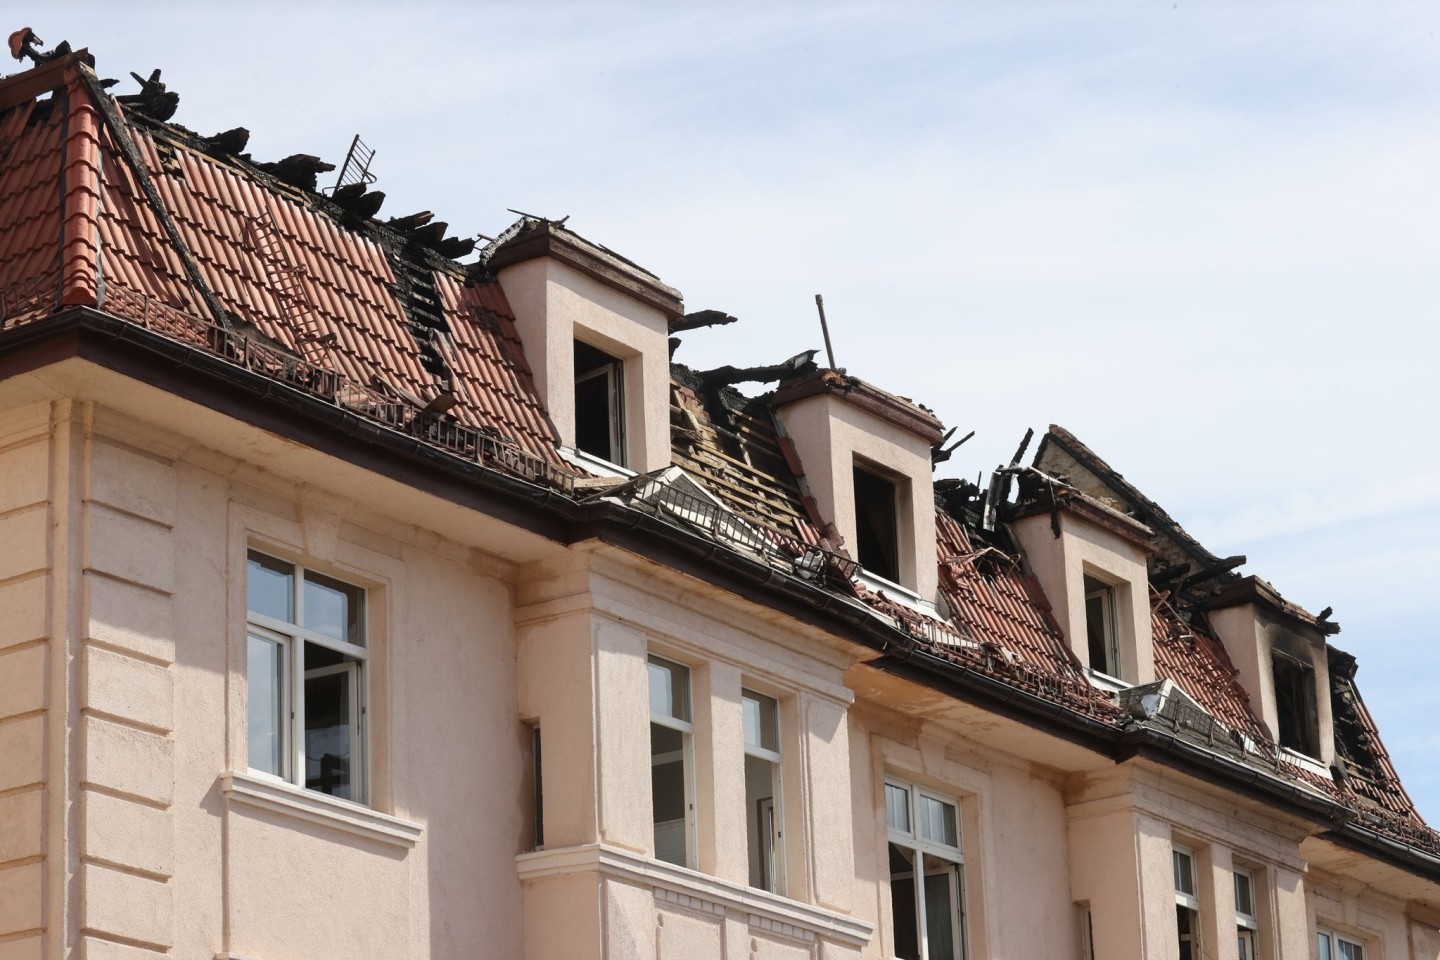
[
  {"x1": 774, "y1": 393, "x2": 938, "y2": 601},
  {"x1": 1012, "y1": 511, "x2": 1154, "y2": 685},
  {"x1": 497, "y1": 256, "x2": 672, "y2": 474},
  {"x1": 1208, "y1": 604, "x2": 1334, "y2": 766}
]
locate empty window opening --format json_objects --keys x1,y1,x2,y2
[
  {"x1": 1084, "y1": 575, "x2": 1120, "y2": 678},
  {"x1": 574, "y1": 339, "x2": 625, "y2": 465},
  {"x1": 649, "y1": 656, "x2": 695, "y2": 868},
  {"x1": 246, "y1": 551, "x2": 367, "y2": 803},
  {"x1": 1319, "y1": 928, "x2": 1366, "y2": 960},
  {"x1": 743, "y1": 690, "x2": 784, "y2": 894},
  {"x1": 886, "y1": 779, "x2": 967, "y2": 960},
  {"x1": 854, "y1": 462, "x2": 901, "y2": 582},
  {"x1": 1235, "y1": 869, "x2": 1258, "y2": 960},
  {"x1": 527, "y1": 724, "x2": 544, "y2": 850},
  {"x1": 1174, "y1": 847, "x2": 1201, "y2": 960},
  {"x1": 1272, "y1": 651, "x2": 1320, "y2": 758}
]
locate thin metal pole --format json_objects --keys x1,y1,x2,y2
[{"x1": 815, "y1": 294, "x2": 837, "y2": 370}]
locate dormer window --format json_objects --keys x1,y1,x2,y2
[
  {"x1": 574, "y1": 339, "x2": 625, "y2": 467},
  {"x1": 1272, "y1": 651, "x2": 1319, "y2": 758},
  {"x1": 853, "y1": 461, "x2": 901, "y2": 583},
  {"x1": 1084, "y1": 575, "x2": 1120, "y2": 679}
]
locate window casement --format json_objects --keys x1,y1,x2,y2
[
  {"x1": 1084, "y1": 574, "x2": 1121, "y2": 680},
  {"x1": 1318, "y1": 927, "x2": 1366, "y2": 960},
  {"x1": 885, "y1": 778, "x2": 967, "y2": 960},
  {"x1": 1173, "y1": 846, "x2": 1201, "y2": 960},
  {"x1": 743, "y1": 689, "x2": 785, "y2": 894},
  {"x1": 1234, "y1": 868, "x2": 1258, "y2": 960},
  {"x1": 574, "y1": 338, "x2": 626, "y2": 467},
  {"x1": 246, "y1": 551, "x2": 368, "y2": 804},
  {"x1": 648, "y1": 655, "x2": 695, "y2": 869},
  {"x1": 1272, "y1": 650, "x2": 1320, "y2": 758},
  {"x1": 854, "y1": 460, "x2": 902, "y2": 583}
]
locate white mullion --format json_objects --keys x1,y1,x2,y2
[
  {"x1": 651, "y1": 713, "x2": 694, "y2": 735},
  {"x1": 683, "y1": 728, "x2": 697, "y2": 869},
  {"x1": 291, "y1": 567, "x2": 306, "y2": 790},
  {"x1": 246, "y1": 610, "x2": 367, "y2": 660},
  {"x1": 745, "y1": 744, "x2": 782, "y2": 764}
]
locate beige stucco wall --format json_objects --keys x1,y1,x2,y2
[
  {"x1": 1013, "y1": 510, "x2": 1154, "y2": 683},
  {"x1": 499, "y1": 257, "x2": 672, "y2": 473},
  {"x1": 2, "y1": 365, "x2": 1439, "y2": 960},
  {"x1": 774, "y1": 393, "x2": 938, "y2": 600}
]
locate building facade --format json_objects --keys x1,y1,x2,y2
[{"x1": 1, "y1": 37, "x2": 1438, "y2": 960}]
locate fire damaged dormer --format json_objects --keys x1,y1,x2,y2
[
  {"x1": 1009, "y1": 471, "x2": 1158, "y2": 686},
  {"x1": 771, "y1": 370, "x2": 944, "y2": 602},
  {"x1": 488, "y1": 219, "x2": 683, "y2": 474}
]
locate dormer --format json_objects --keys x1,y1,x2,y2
[
  {"x1": 771, "y1": 370, "x2": 943, "y2": 602},
  {"x1": 1205, "y1": 577, "x2": 1336, "y2": 768},
  {"x1": 1011, "y1": 485, "x2": 1156, "y2": 686},
  {"x1": 490, "y1": 221, "x2": 682, "y2": 474}
]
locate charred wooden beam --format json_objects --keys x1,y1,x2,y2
[
  {"x1": 672, "y1": 309, "x2": 738, "y2": 333},
  {"x1": 1180, "y1": 555, "x2": 1246, "y2": 590},
  {"x1": 203, "y1": 126, "x2": 250, "y2": 156},
  {"x1": 932, "y1": 427, "x2": 975, "y2": 466},
  {"x1": 697, "y1": 350, "x2": 818, "y2": 388},
  {"x1": 258, "y1": 153, "x2": 336, "y2": 192},
  {"x1": 116, "y1": 69, "x2": 179, "y2": 122}
]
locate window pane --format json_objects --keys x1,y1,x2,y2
[
  {"x1": 742, "y1": 690, "x2": 779, "y2": 752},
  {"x1": 1339, "y1": 941, "x2": 1363, "y2": 960},
  {"x1": 886, "y1": 783, "x2": 911, "y2": 834},
  {"x1": 924, "y1": 854, "x2": 960, "y2": 960},
  {"x1": 246, "y1": 633, "x2": 284, "y2": 776},
  {"x1": 1234, "y1": 871, "x2": 1253, "y2": 916},
  {"x1": 919, "y1": 794, "x2": 959, "y2": 848},
  {"x1": 648, "y1": 657, "x2": 690, "y2": 723},
  {"x1": 1319, "y1": 933, "x2": 1332, "y2": 960},
  {"x1": 247, "y1": 551, "x2": 293, "y2": 622},
  {"x1": 303, "y1": 570, "x2": 364, "y2": 645},
  {"x1": 745, "y1": 753, "x2": 781, "y2": 892},
  {"x1": 304, "y1": 647, "x2": 357, "y2": 799},
  {"x1": 1174, "y1": 850, "x2": 1195, "y2": 896},
  {"x1": 1176, "y1": 906, "x2": 1196, "y2": 960},
  {"x1": 651, "y1": 722, "x2": 688, "y2": 866},
  {"x1": 888, "y1": 844, "x2": 920, "y2": 960}
]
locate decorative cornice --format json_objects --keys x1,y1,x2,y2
[
  {"x1": 1205, "y1": 575, "x2": 1337, "y2": 635},
  {"x1": 515, "y1": 843, "x2": 874, "y2": 947},
  {"x1": 488, "y1": 222, "x2": 684, "y2": 320},
  {"x1": 1013, "y1": 489, "x2": 1157, "y2": 554}
]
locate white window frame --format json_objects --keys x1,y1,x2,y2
[
  {"x1": 648, "y1": 654, "x2": 696, "y2": 870},
  {"x1": 246, "y1": 551, "x2": 369, "y2": 805},
  {"x1": 1234, "y1": 867, "x2": 1258, "y2": 960},
  {"x1": 1318, "y1": 926, "x2": 1367, "y2": 960},
  {"x1": 574, "y1": 338, "x2": 626, "y2": 468},
  {"x1": 885, "y1": 777, "x2": 968, "y2": 960},
  {"x1": 1084, "y1": 574, "x2": 1122, "y2": 681},
  {"x1": 743, "y1": 688, "x2": 785, "y2": 895},
  {"x1": 1173, "y1": 845, "x2": 1201, "y2": 960}
]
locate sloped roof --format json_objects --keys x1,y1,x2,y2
[{"x1": 0, "y1": 51, "x2": 562, "y2": 469}]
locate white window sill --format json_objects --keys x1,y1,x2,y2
[
  {"x1": 560, "y1": 445, "x2": 636, "y2": 479},
  {"x1": 854, "y1": 569, "x2": 941, "y2": 620},
  {"x1": 516, "y1": 843, "x2": 874, "y2": 947},
  {"x1": 1086, "y1": 669, "x2": 1132, "y2": 693},
  {"x1": 1278, "y1": 746, "x2": 1332, "y2": 779},
  {"x1": 220, "y1": 771, "x2": 423, "y2": 849}
]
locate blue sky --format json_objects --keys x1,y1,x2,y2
[{"x1": 29, "y1": 3, "x2": 1440, "y2": 817}]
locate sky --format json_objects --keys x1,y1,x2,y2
[{"x1": 27, "y1": 3, "x2": 1440, "y2": 818}]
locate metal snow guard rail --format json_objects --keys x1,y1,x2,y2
[{"x1": 2, "y1": 282, "x2": 574, "y2": 494}]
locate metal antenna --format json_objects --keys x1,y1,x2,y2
[{"x1": 814, "y1": 294, "x2": 838, "y2": 370}]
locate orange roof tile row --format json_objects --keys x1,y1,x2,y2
[{"x1": 0, "y1": 97, "x2": 64, "y2": 323}]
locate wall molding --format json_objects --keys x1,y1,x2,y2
[{"x1": 220, "y1": 771, "x2": 422, "y2": 849}]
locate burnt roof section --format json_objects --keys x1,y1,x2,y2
[
  {"x1": 770, "y1": 368, "x2": 945, "y2": 446},
  {"x1": 485, "y1": 217, "x2": 684, "y2": 322}
]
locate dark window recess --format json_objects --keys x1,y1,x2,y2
[
  {"x1": 1273, "y1": 653, "x2": 1320, "y2": 757},
  {"x1": 574, "y1": 340, "x2": 625, "y2": 465},
  {"x1": 854, "y1": 464, "x2": 900, "y2": 582}
]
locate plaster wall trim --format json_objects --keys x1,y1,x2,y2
[
  {"x1": 219, "y1": 772, "x2": 422, "y2": 849},
  {"x1": 515, "y1": 842, "x2": 875, "y2": 947}
]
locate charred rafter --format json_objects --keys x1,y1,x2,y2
[{"x1": 672, "y1": 309, "x2": 738, "y2": 333}]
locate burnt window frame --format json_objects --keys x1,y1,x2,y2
[{"x1": 1271, "y1": 649, "x2": 1320, "y2": 759}]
